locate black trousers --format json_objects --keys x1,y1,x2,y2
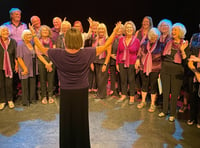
[
  {"x1": 189, "y1": 83, "x2": 200, "y2": 123},
  {"x1": 60, "y1": 88, "x2": 90, "y2": 148},
  {"x1": 0, "y1": 70, "x2": 13, "y2": 103},
  {"x1": 88, "y1": 69, "x2": 97, "y2": 90},
  {"x1": 140, "y1": 71, "x2": 159, "y2": 94},
  {"x1": 21, "y1": 77, "x2": 36, "y2": 105},
  {"x1": 95, "y1": 63, "x2": 108, "y2": 98},
  {"x1": 110, "y1": 65, "x2": 121, "y2": 94},
  {"x1": 38, "y1": 61, "x2": 55, "y2": 98},
  {"x1": 119, "y1": 64, "x2": 136, "y2": 96}
]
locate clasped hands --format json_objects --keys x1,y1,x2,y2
[{"x1": 45, "y1": 63, "x2": 53, "y2": 72}]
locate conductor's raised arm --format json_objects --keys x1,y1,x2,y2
[{"x1": 96, "y1": 21, "x2": 121, "y2": 56}]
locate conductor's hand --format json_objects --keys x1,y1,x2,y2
[{"x1": 113, "y1": 21, "x2": 122, "y2": 34}]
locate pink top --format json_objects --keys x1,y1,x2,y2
[{"x1": 116, "y1": 36, "x2": 140, "y2": 66}]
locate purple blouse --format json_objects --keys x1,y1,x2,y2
[
  {"x1": 3, "y1": 21, "x2": 27, "y2": 43},
  {"x1": 48, "y1": 47, "x2": 96, "y2": 89},
  {"x1": 17, "y1": 41, "x2": 38, "y2": 79},
  {"x1": 116, "y1": 36, "x2": 140, "y2": 66},
  {"x1": 137, "y1": 40, "x2": 163, "y2": 73}
]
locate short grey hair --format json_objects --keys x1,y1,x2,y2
[
  {"x1": 0, "y1": 25, "x2": 10, "y2": 36},
  {"x1": 172, "y1": 23, "x2": 187, "y2": 39},
  {"x1": 124, "y1": 21, "x2": 136, "y2": 35},
  {"x1": 21, "y1": 29, "x2": 32, "y2": 40},
  {"x1": 9, "y1": 8, "x2": 21, "y2": 14},
  {"x1": 157, "y1": 19, "x2": 172, "y2": 35},
  {"x1": 53, "y1": 17, "x2": 62, "y2": 23},
  {"x1": 30, "y1": 15, "x2": 40, "y2": 23},
  {"x1": 148, "y1": 27, "x2": 161, "y2": 40}
]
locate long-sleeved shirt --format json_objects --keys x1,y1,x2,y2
[{"x1": 116, "y1": 36, "x2": 140, "y2": 66}]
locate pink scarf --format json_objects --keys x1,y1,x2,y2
[
  {"x1": 160, "y1": 34, "x2": 170, "y2": 43},
  {"x1": 143, "y1": 41, "x2": 157, "y2": 76},
  {"x1": 162, "y1": 39, "x2": 183, "y2": 64},
  {"x1": 93, "y1": 37, "x2": 106, "y2": 59},
  {"x1": 0, "y1": 38, "x2": 13, "y2": 78},
  {"x1": 40, "y1": 38, "x2": 53, "y2": 48},
  {"x1": 122, "y1": 36, "x2": 136, "y2": 67}
]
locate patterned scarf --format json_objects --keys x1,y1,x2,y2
[
  {"x1": 143, "y1": 40, "x2": 157, "y2": 76},
  {"x1": 122, "y1": 36, "x2": 136, "y2": 68},
  {"x1": 0, "y1": 37, "x2": 13, "y2": 78},
  {"x1": 162, "y1": 39, "x2": 183, "y2": 64}
]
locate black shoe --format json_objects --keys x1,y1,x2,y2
[
  {"x1": 30, "y1": 100, "x2": 37, "y2": 104},
  {"x1": 22, "y1": 102, "x2": 30, "y2": 106}
]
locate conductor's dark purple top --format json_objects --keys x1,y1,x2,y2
[{"x1": 48, "y1": 47, "x2": 96, "y2": 89}]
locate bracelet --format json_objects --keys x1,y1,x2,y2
[
  {"x1": 103, "y1": 63, "x2": 107, "y2": 66},
  {"x1": 32, "y1": 34, "x2": 37, "y2": 38}
]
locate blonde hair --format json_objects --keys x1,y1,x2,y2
[
  {"x1": 61, "y1": 21, "x2": 71, "y2": 31},
  {"x1": 65, "y1": 28, "x2": 83, "y2": 49},
  {"x1": 96, "y1": 23, "x2": 108, "y2": 38},
  {"x1": 172, "y1": 23, "x2": 187, "y2": 39}
]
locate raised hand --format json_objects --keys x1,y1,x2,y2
[
  {"x1": 180, "y1": 40, "x2": 188, "y2": 52},
  {"x1": 28, "y1": 23, "x2": 36, "y2": 36},
  {"x1": 113, "y1": 21, "x2": 122, "y2": 34},
  {"x1": 63, "y1": 17, "x2": 67, "y2": 21},
  {"x1": 88, "y1": 17, "x2": 93, "y2": 26}
]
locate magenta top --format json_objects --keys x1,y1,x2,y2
[{"x1": 116, "y1": 36, "x2": 140, "y2": 66}]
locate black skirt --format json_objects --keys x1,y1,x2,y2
[{"x1": 60, "y1": 87, "x2": 90, "y2": 148}]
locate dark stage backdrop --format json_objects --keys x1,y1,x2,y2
[{"x1": 0, "y1": 0, "x2": 199, "y2": 40}]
